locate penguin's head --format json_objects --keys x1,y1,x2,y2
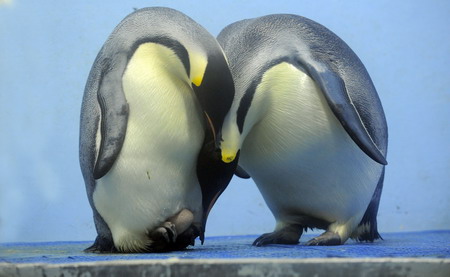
[
  {"x1": 220, "y1": 113, "x2": 242, "y2": 163},
  {"x1": 190, "y1": 50, "x2": 235, "y2": 147},
  {"x1": 217, "y1": 57, "x2": 282, "y2": 164},
  {"x1": 219, "y1": 79, "x2": 259, "y2": 163},
  {"x1": 136, "y1": 34, "x2": 235, "y2": 147}
]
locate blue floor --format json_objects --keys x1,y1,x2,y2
[{"x1": 1, "y1": 230, "x2": 449, "y2": 264}]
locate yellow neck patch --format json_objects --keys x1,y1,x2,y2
[{"x1": 188, "y1": 50, "x2": 207, "y2": 87}]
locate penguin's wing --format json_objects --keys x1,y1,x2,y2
[
  {"x1": 283, "y1": 13, "x2": 388, "y2": 165},
  {"x1": 293, "y1": 56, "x2": 387, "y2": 165},
  {"x1": 78, "y1": 50, "x2": 129, "y2": 246},
  {"x1": 92, "y1": 55, "x2": 129, "y2": 179}
]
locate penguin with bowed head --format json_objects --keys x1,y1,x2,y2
[
  {"x1": 79, "y1": 7, "x2": 237, "y2": 253},
  {"x1": 217, "y1": 14, "x2": 388, "y2": 246}
]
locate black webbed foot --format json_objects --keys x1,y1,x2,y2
[
  {"x1": 306, "y1": 231, "x2": 342, "y2": 246},
  {"x1": 172, "y1": 224, "x2": 201, "y2": 250},
  {"x1": 148, "y1": 221, "x2": 178, "y2": 252},
  {"x1": 253, "y1": 225, "x2": 303, "y2": 246},
  {"x1": 147, "y1": 222, "x2": 201, "y2": 252}
]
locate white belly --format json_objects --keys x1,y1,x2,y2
[
  {"x1": 93, "y1": 43, "x2": 203, "y2": 251},
  {"x1": 240, "y1": 62, "x2": 383, "y2": 225}
]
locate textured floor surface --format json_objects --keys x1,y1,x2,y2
[{"x1": 1, "y1": 230, "x2": 449, "y2": 264}]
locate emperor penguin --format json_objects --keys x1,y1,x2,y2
[
  {"x1": 217, "y1": 14, "x2": 388, "y2": 246},
  {"x1": 79, "y1": 7, "x2": 237, "y2": 253}
]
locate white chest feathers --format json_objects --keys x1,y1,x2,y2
[
  {"x1": 240, "y1": 62, "x2": 383, "y2": 225},
  {"x1": 93, "y1": 43, "x2": 203, "y2": 252}
]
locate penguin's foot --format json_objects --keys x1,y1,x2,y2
[
  {"x1": 84, "y1": 235, "x2": 117, "y2": 253},
  {"x1": 253, "y1": 225, "x2": 303, "y2": 246},
  {"x1": 306, "y1": 231, "x2": 342, "y2": 246},
  {"x1": 147, "y1": 221, "x2": 178, "y2": 252},
  {"x1": 147, "y1": 222, "x2": 201, "y2": 252},
  {"x1": 172, "y1": 223, "x2": 201, "y2": 250}
]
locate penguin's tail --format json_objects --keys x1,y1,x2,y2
[{"x1": 352, "y1": 167, "x2": 385, "y2": 242}]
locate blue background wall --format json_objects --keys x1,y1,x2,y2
[{"x1": 0, "y1": 0, "x2": 449, "y2": 243}]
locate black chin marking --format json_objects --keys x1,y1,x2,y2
[{"x1": 236, "y1": 83, "x2": 256, "y2": 133}]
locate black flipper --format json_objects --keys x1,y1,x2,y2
[
  {"x1": 93, "y1": 56, "x2": 130, "y2": 179},
  {"x1": 292, "y1": 59, "x2": 387, "y2": 165},
  {"x1": 196, "y1": 119, "x2": 238, "y2": 244}
]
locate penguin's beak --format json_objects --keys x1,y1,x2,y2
[
  {"x1": 219, "y1": 136, "x2": 239, "y2": 163},
  {"x1": 221, "y1": 150, "x2": 237, "y2": 163},
  {"x1": 218, "y1": 117, "x2": 241, "y2": 163}
]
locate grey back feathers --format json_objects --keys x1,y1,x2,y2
[{"x1": 217, "y1": 14, "x2": 388, "y2": 165}]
